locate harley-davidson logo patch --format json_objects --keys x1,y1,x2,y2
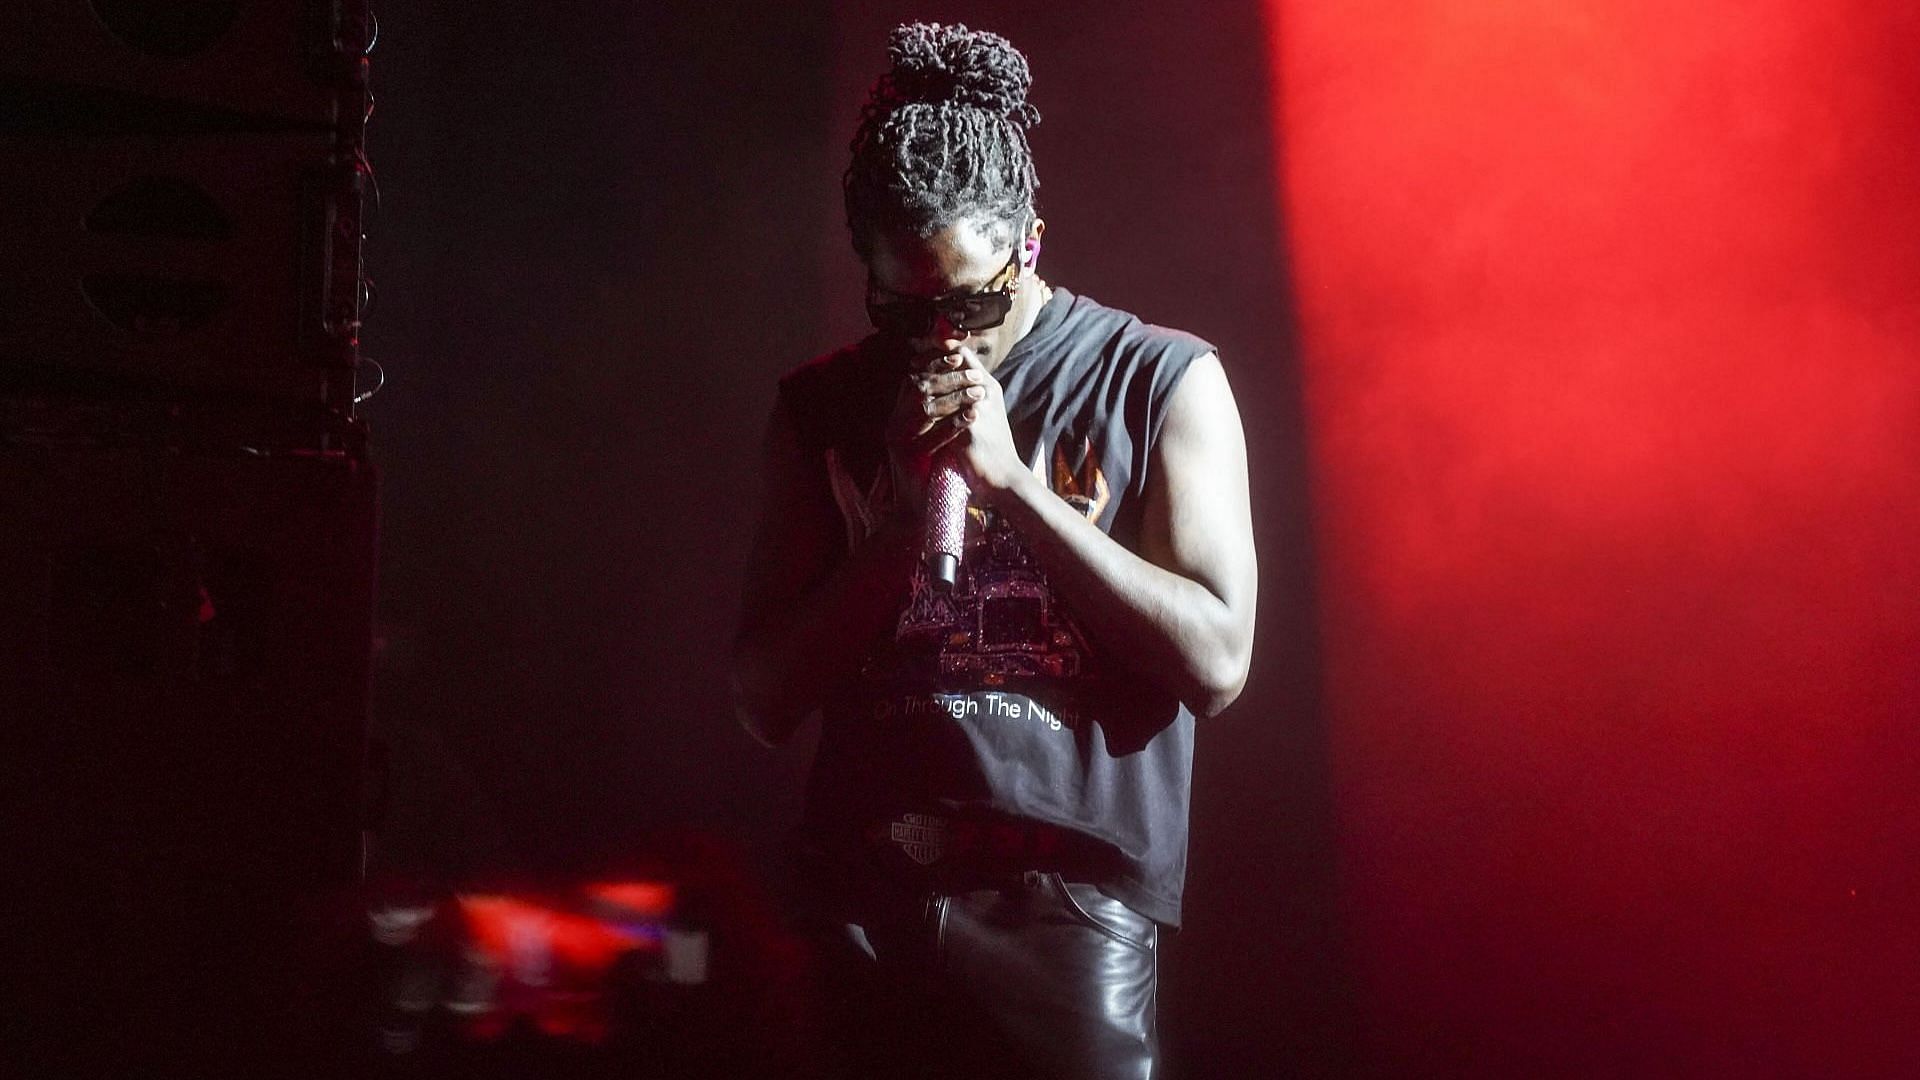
[{"x1": 888, "y1": 813, "x2": 949, "y2": 866}]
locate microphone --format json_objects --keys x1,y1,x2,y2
[{"x1": 923, "y1": 454, "x2": 969, "y2": 590}]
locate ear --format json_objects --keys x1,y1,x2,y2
[{"x1": 1025, "y1": 218, "x2": 1047, "y2": 265}]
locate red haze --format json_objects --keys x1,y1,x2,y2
[{"x1": 1270, "y1": 2, "x2": 1920, "y2": 1074}]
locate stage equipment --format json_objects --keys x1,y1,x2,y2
[
  {"x1": 3, "y1": 443, "x2": 379, "y2": 1070},
  {"x1": 1, "y1": 132, "x2": 363, "y2": 409},
  {"x1": 1, "y1": 0, "x2": 365, "y2": 127},
  {"x1": 0, "y1": 0, "x2": 372, "y2": 414},
  {"x1": 2, "y1": 3, "x2": 380, "y2": 1070}
]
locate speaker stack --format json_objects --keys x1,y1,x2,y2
[{"x1": 1, "y1": 3, "x2": 379, "y2": 1071}]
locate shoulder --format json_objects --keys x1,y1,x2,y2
[
  {"x1": 776, "y1": 336, "x2": 900, "y2": 458},
  {"x1": 1059, "y1": 289, "x2": 1216, "y2": 374},
  {"x1": 1033, "y1": 291, "x2": 1220, "y2": 477},
  {"x1": 1130, "y1": 322, "x2": 1216, "y2": 386},
  {"x1": 1159, "y1": 351, "x2": 1235, "y2": 431},
  {"x1": 778, "y1": 337, "x2": 883, "y2": 400}
]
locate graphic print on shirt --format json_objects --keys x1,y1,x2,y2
[
  {"x1": 1049, "y1": 435, "x2": 1111, "y2": 524},
  {"x1": 824, "y1": 448, "x2": 892, "y2": 551},
  {"x1": 823, "y1": 435, "x2": 1109, "y2": 692}
]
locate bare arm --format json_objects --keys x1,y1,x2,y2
[{"x1": 967, "y1": 351, "x2": 1258, "y2": 717}]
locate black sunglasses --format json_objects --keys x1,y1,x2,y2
[{"x1": 866, "y1": 242, "x2": 1024, "y2": 339}]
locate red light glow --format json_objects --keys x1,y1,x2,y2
[
  {"x1": 583, "y1": 880, "x2": 676, "y2": 920},
  {"x1": 453, "y1": 884, "x2": 674, "y2": 1043},
  {"x1": 1267, "y1": 0, "x2": 1919, "y2": 1074}
]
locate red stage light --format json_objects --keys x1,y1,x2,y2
[{"x1": 1267, "y1": 0, "x2": 1919, "y2": 1074}]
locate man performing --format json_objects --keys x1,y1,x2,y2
[{"x1": 731, "y1": 22, "x2": 1256, "y2": 1079}]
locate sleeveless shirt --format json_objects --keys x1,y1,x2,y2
[{"x1": 778, "y1": 286, "x2": 1214, "y2": 925}]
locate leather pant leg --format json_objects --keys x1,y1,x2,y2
[
  {"x1": 814, "y1": 871, "x2": 1158, "y2": 1080},
  {"x1": 937, "y1": 872, "x2": 1159, "y2": 1080}
]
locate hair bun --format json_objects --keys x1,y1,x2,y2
[{"x1": 880, "y1": 22, "x2": 1040, "y2": 129}]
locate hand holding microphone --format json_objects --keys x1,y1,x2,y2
[
  {"x1": 885, "y1": 346, "x2": 986, "y2": 586},
  {"x1": 884, "y1": 345, "x2": 1021, "y2": 589}
]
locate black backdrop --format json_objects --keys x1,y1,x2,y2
[{"x1": 364, "y1": 2, "x2": 1346, "y2": 1072}]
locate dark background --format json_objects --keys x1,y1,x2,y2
[{"x1": 362, "y1": 1, "x2": 1338, "y2": 1074}]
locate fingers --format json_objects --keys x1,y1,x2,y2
[
  {"x1": 888, "y1": 379, "x2": 976, "y2": 445},
  {"x1": 906, "y1": 365, "x2": 984, "y2": 417},
  {"x1": 909, "y1": 348, "x2": 967, "y2": 376},
  {"x1": 907, "y1": 395, "x2": 980, "y2": 448},
  {"x1": 887, "y1": 347, "x2": 991, "y2": 465},
  {"x1": 909, "y1": 356, "x2": 978, "y2": 393},
  {"x1": 919, "y1": 382, "x2": 986, "y2": 419},
  {"x1": 886, "y1": 398, "x2": 969, "y2": 459}
]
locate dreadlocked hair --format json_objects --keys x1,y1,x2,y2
[{"x1": 844, "y1": 22, "x2": 1041, "y2": 261}]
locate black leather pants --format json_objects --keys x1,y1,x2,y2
[{"x1": 811, "y1": 870, "x2": 1159, "y2": 1079}]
